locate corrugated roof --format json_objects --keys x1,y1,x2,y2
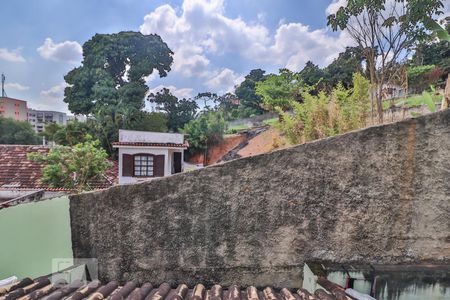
[
  {"x1": 0, "y1": 276, "x2": 350, "y2": 300},
  {"x1": 0, "y1": 145, "x2": 118, "y2": 191}
]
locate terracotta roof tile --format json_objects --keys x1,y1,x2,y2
[
  {"x1": 0, "y1": 145, "x2": 117, "y2": 191},
  {"x1": 0, "y1": 276, "x2": 352, "y2": 300},
  {"x1": 112, "y1": 142, "x2": 188, "y2": 148}
]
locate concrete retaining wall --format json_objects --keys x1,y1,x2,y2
[{"x1": 70, "y1": 110, "x2": 450, "y2": 287}]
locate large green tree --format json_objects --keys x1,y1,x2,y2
[
  {"x1": 327, "y1": 0, "x2": 445, "y2": 122},
  {"x1": 64, "y1": 31, "x2": 173, "y2": 153},
  {"x1": 128, "y1": 111, "x2": 168, "y2": 132},
  {"x1": 255, "y1": 69, "x2": 303, "y2": 111},
  {"x1": 234, "y1": 69, "x2": 267, "y2": 116},
  {"x1": 0, "y1": 118, "x2": 40, "y2": 145},
  {"x1": 299, "y1": 61, "x2": 325, "y2": 87},
  {"x1": 147, "y1": 88, "x2": 198, "y2": 132},
  {"x1": 324, "y1": 47, "x2": 365, "y2": 89}
]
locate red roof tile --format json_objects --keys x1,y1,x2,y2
[
  {"x1": 112, "y1": 142, "x2": 188, "y2": 148},
  {"x1": 0, "y1": 145, "x2": 117, "y2": 191}
]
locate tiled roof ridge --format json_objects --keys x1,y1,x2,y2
[
  {"x1": 112, "y1": 141, "x2": 188, "y2": 147},
  {"x1": 0, "y1": 144, "x2": 49, "y2": 147},
  {"x1": 0, "y1": 276, "x2": 356, "y2": 300},
  {"x1": 0, "y1": 144, "x2": 118, "y2": 190}
]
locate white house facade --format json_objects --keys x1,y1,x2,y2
[{"x1": 113, "y1": 130, "x2": 188, "y2": 185}]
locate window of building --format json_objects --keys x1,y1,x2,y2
[{"x1": 134, "y1": 155, "x2": 154, "y2": 177}]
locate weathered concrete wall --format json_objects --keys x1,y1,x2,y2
[{"x1": 70, "y1": 110, "x2": 450, "y2": 287}]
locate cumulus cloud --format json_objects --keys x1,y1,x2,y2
[
  {"x1": 40, "y1": 83, "x2": 66, "y2": 100},
  {"x1": 0, "y1": 48, "x2": 25, "y2": 62},
  {"x1": 264, "y1": 23, "x2": 353, "y2": 70},
  {"x1": 206, "y1": 68, "x2": 244, "y2": 93},
  {"x1": 326, "y1": 0, "x2": 347, "y2": 15},
  {"x1": 173, "y1": 46, "x2": 210, "y2": 77},
  {"x1": 5, "y1": 83, "x2": 29, "y2": 91},
  {"x1": 37, "y1": 38, "x2": 82, "y2": 63},
  {"x1": 139, "y1": 0, "x2": 352, "y2": 79},
  {"x1": 140, "y1": 0, "x2": 269, "y2": 77},
  {"x1": 148, "y1": 85, "x2": 194, "y2": 99}
]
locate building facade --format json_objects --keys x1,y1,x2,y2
[
  {"x1": 113, "y1": 130, "x2": 187, "y2": 185},
  {"x1": 28, "y1": 109, "x2": 67, "y2": 133},
  {"x1": 0, "y1": 97, "x2": 28, "y2": 121}
]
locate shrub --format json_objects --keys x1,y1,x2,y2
[
  {"x1": 277, "y1": 73, "x2": 370, "y2": 144},
  {"x1": 27, "y1": 137, "x2": 111, "y2": 191},
  {"x1": 182, "y1": 111, "x2": 226, "y2": 154}
]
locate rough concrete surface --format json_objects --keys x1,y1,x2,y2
[{"x1": 70, "y1": 110, "x2": 450, "y2": 287}]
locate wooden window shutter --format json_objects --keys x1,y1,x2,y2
[
  {"x1": 154, "y1": 155, "x2": 165, "y2": 177},
  {"x1": 122, "y1": 154, "x2": 134, "y2": 176}
]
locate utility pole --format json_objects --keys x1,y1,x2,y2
[{"x1": 1, "y1": 73, "x2": 6, "y2": 98}]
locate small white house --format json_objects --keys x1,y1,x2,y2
[{"x1": 113, "y1": 130, "x2": 188, "y2": 185}]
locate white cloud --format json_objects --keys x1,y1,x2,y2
[
  {"x1": 0, "y1": 48, "x2": 25, "y2": 62},
  {"x1": 263, "y1": 23, "x2": 353, "y2": 70},
  {"x1": 37, "y1": 38, "x2": 82, "y2": 63},
  {"x1": 140, "y1": 0, "x2": 352, "y2": 79},
  {"x1": 326, "y1": 0, "x2": 347, "y2": 15},
  {"x1": 40, "y1": 83, "x2": 66, "y2": 100},
  {"x1": 5, "y1": 83, "x2": 30, "y2": 91},
  {"x1": 148, "y1": 85, "x2": 194, "y2": 99},
  {"x1": 33, "y1": 83, "x2": 69, "y2": 112},
  {"x1": 173, "y1": 46, "x2": 210, "y2": 77},
  {"x1": 206, "y1": 68, "x2": 244, "y2": 93},
  {"x1": 140, "y1": 0, "x2": 269, "y2": 77}
]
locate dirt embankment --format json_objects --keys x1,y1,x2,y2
[
  {"x1": 237, "y1": 127, "x2": 288, "y2": 158},
  {"x1": 188, "y1": 127, "x2": 290, "y2": 166},
  {"x1": 187, "y1": 134, "x2": 246, "y2": 165}
]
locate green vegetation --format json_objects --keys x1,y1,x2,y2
[
  {"x1": 63, "y1": 31, "x2": 173, "y2": 154},
  {"x1": 28, "y1": 137, "x2": 111, "y2": 191},
  {"x1": 408, "y1": 65, "x2": 442, "y2": 93},
  {"x1": 277, "y1": 73, "x2": 370, "y2": 144},
  {"x1": 226, "y1": 123, "x2": 251, "y2": 134},
  {"x1": 263, "y1": 118, "x2": 278, "y2": 126},
  {"x1": 255, "y1": 69, "x2": 302, "y2": 111},
  {"x1": 327, "y1": 0, "x2": 445, "y2": 122},
  {"x1": 384, "y1": 93, "x2": 442, "y2": 110},
  {"x1": 235, "y1": 69, "x2": 267, "y2": 116},
  {"x1": 182, "y1": 111, "x2": 225, "y2": 155},
  {"x1": 147, "y1": 88, "x2": 198, "y2": 132},
  {"x1": 0, "y1": 117, "x2": 40, "y2": 145}
]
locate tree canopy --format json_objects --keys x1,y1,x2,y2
[
  {"x1": 64, "y1": 31, "x2": 173, "y2": 115},
  {"x1": 235, "y1": 69, "x2": 267, "y2": 115},
  {"x1": 0, "y1": 118, "x2": 40, "y2": 145},
  {"x1": 147, "y1": 88, "x2": 198, "y2": 132},
  {"x1": 63, "y1": 31, "x2": 174, "y2": 153},
  {"x1": 255, "y1": 69, "x2": 302, "y2": 111},
  {"x1": 324, "y1": 47, "x2": 365, "y2": 89}
]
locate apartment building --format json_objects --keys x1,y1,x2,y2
[
  {"x1": 28, "y1": 109, "x2": 67, "y2": 133},
  {"x1": 0, "y1": 97, "x2": 28, "y2": 121}
]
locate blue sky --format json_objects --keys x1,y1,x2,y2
[{"x1": 2, "y1": 0, "x2": 445, "y2": 113}]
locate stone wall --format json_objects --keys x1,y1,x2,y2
[{"x1": 70, "y1": 110, "x2": 450, "y2": 287}]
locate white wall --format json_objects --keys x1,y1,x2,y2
[
  {"x1": 119, "y1": 130, "x2": 184, "y2": 144},
  {"x1": 117, "y1": 147, "x2": 183, "y2": 185}
]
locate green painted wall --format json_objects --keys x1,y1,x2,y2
[{"x1": 0, "y1": 196, "x2": 73, "y2": 279}]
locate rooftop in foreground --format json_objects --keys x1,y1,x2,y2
[{"x1": 0, "y1": 145, "x2": 118, "y2": 191}]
